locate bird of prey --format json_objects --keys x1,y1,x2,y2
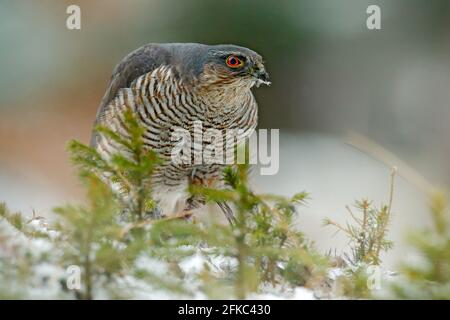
[{"x1": 91, "y1": 43, "x2": 269, "y2": 223}]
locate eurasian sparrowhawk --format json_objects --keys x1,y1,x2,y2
[{"x1": 91, "y1": 43, "x2": 269, "y2": 222}]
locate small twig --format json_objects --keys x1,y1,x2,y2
[
  {"x1": 387, "y1": 166, "x2": 397, "y2": 216},
  {"x1": 119, "y1": 211, "x2": 193, "y2": 239},
  {"x1": 346, "y1": 205, "x2": 362, "y2": 226}
]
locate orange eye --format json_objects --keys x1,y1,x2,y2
[{"x1": 226, "y1": 55, "x2": 244, "y2": 68}]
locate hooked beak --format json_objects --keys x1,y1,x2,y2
[{"x1": 252, "y1": 68, "x2": 271, "y2": 87}]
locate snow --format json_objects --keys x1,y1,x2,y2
[
  {"x1": 0, "y1": 215, "x2": 351, "y2": 300},
  {"x1": 135, "y1": 255, "x2": 169, "y2": 276},
  {"x1": 292, "y1": 287, "x2": 316, "y2": 300},
  {"x1": 328, "y1": 267, "x2": 345, "y2": 280},
  {"x1": 179, "y1": 252, "x2": 206, "y2": 274}
]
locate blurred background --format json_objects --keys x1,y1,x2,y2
[{"x1": 1, "y1": 0, "x2": 450, "y2": 268}]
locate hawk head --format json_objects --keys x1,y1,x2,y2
[
  {"x1": 200, "y1": 44, "x2": 270, "y2": 88},
  {"x1": 167, "y1": 43, "x2": 269, "y2": 91}
]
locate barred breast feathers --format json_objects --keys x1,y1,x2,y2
[{"x1": 96, "y1": 65, "x2": 258, "y2": 162}]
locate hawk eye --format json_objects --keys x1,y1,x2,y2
[{"x1": 226, "y1": 55, "x2": 244, "y2": 68}]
